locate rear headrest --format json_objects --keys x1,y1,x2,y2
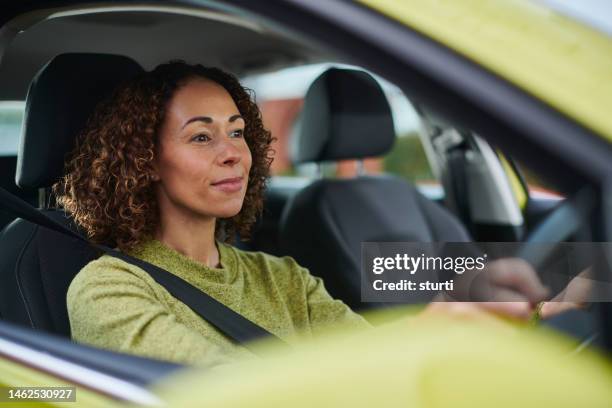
[
  {"x1": 293, "y1": 68, "x2": 395, "y2": 164},
  {"x1": 17, "y1": 53, "x2": 144, "y2": 189}
]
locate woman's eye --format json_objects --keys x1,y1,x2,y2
[
  {"x1": 191, "y1": 134, "x2": 210, "y2": 143},
  {"x1": 230, "y1": 129, "x2": 244, "y2": 138}
]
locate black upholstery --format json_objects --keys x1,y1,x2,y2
[
  {"x1": 280, "y1": 69, "x2": 470, "y2": 311},
  {"x1": 0, "y1": 156, "x2": 36, "y2": 231},
  {"x1": 0, "y1": 212, "x2": 100, "y2": 336},
  {"x1": 238, "y1": 188, "x2": 296, "y2": 256},
  {"x1": 17, "y1": 53, "x2": 143, "y2": 189},
  {"x1": 0, "y1": 53, "x2": 144, "y2": 335},
  {"x1": 293, "y1": 68, "x2": 395, "y2": 163}
]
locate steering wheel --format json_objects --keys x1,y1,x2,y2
[
  {"x1": 517, "y1": 188, "x2": 595, "y2": 266},
  {"x1": 516, "y1": 187, "x2": 602, "y2": 351}
]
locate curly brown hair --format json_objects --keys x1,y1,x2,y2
[{"x1": 53, "y1": 61, "x2": 274, "y2": 252}]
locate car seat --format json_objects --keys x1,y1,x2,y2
[
  {"x1": 0, "y1": 53, "x2": 144, "y2": 336},
  {"x1": 280, "y1": 68, "x2": 471, "y2": 311}
]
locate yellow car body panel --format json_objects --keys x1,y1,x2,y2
[
  {"x1": 359, "y1": 0, "x2": 612, "y2": 141},
  {"x1": 155, "y1": 314, "x2": 612, "y2": 407}
]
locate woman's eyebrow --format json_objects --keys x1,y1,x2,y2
[
  {"x1": 182, "y1": 116, "x2": 212, "y2": 129},
  {"x1": 182, "y1": 114, "x2": 243, "y2": 129}
]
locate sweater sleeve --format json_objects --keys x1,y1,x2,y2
[
  {"x1": 66, "y1": 258, "x2": 242, "y2": 367},
  {"x1": 298, "y1": 264, "x2": 372, "y2": 334}
]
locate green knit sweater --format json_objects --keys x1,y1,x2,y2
[{"x1": 66, "y1": 239, "x2": 370, "y2": 367}]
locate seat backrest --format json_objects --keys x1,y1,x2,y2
[
  {"x1": 280, "y1": 68, "x2": 470, "y2": 311},
  {"x1": 0, "y1": 211, "x2": 100, "y2": 335},
  {"x1": 0, "y1": 53, "x2": 144, "y2": 336}
]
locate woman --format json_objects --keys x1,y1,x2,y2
[{"x1": 57, "y1": 62, "x2": 552, "y2": 367}]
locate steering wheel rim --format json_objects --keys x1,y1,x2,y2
[
  {"x1": 517, "y1": 188, "x2": 596, "y2": 268},
  {"x1": 517, "y1": 187, "x2": 601, "y2": 350}
]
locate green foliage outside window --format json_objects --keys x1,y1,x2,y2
[{"x1": 383, "y1": 132, "x2": 435, "y2": 183}]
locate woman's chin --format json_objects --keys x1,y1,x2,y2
[{"x1": 214, "y1": 206, "x2": 243, "y2": 219}]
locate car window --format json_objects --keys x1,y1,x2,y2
[
  {"x1": 242, "y1": 63, "x2": 439, "y2": 197},
  {"x1": 0, "y1": 101, "x2": 24, "y2": 156}
]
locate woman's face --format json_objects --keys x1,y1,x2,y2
[{"x1": 154, "y1": 78, "x2": 252, "y2": 221}]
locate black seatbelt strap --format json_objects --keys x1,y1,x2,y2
[{"x1": 0, "y1": 186, "x2": 287, "y2": 350}]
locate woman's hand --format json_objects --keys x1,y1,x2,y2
[
  {"x1": 539, "y1": 268, "x2": 592, "y2": 319},
  {"x1": 432, "y1": 257, "x2": 550, "y2": 321},
  {"x1": 424, "y1": 260, "x2": 592, "y2": 322}
]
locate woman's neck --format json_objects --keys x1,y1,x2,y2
[{"x1": 154, "y1": 209, "x2": 220, "y2": 268}]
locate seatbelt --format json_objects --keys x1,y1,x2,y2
[{"x1": 0, "y1": 186, "x2": 287, "y2": 351}]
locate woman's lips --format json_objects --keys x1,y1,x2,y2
[{"x1": 211, "y1": 176, "x2": 243, "y2": 193}]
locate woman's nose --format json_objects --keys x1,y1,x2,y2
[{"x1": 217, "y1": 137, "x2": 242, "y2": 166}]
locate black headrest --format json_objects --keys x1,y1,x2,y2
[
  {"x1": 293, "y1": 68, "x2": 395, "y2": 164},
  {"x1": 17, "y1": 53, "x2": 144, "y2": 189}
]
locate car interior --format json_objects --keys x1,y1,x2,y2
[{"x1": 0, "y1": 3, "x2": 608, "y2": 400}]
